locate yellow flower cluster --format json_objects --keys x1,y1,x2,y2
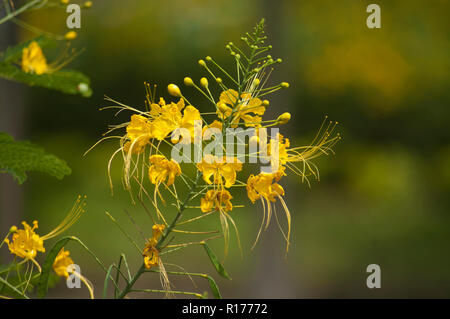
[{"x1": 96, "y1": 20, "x2": 340, "y2": 261}]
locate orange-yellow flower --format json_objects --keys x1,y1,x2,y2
[
  {"x1": 149, "y1": 223, "x2": 165, "y2": 245},
  {"x1": 125, "y1": 114, "x2": 153, "y2": 154},
  {"x1": 5, "y1": 221, "x2": 45, "y2": 260},
  {"x1": 197, "y1": 155, "x2": 242, "y2": 188},
  {"x1": 143, "y1": 245, "x2": 160, "y2": 269},
  {"x1": 216, "y1": 89, "x2": 265, "y2": 127},
  {"x1": 246, "y1": 167, "x2": 285, "y2": 203},
  {"x1": 148, "y1": 155, "x2": 181, "y2": 186},
  {"x1": 200, "y1": 189, "x2": 233, "y2": 213},
  {"x1": 149, "y1": 98, "x2": 184, "y2": 140},
  {"x1": 143, "y1": 224, "x2": 165, "y2": 269},
  {"x1": 53, "y1": 248, "x2": 74, "y2": 278},
  {"x1": 21, "y1": 41, "x2": 48, "y2": 75},
  {"x1": 246, "y1": 167, "x2": 290, "y2": 253}
]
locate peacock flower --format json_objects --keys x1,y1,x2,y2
[
  {"x1": 267, "y1": 121, "x2": 340, "y2": 185},
  {"x1": 124, "y1": 114, "x2": 153, "y2": 154},
  {"x1": 53, "y1": 248, "x2": 95, "y2": 299},
  {"x1": 200, "y1": 188, "x2": 238, "y2": 257},
  {"x1": 5, "y1": 196, "x2": 86, "y2": 269},
  {"x1": 246, "y1": 167, "x2": 291, "y2": 253},
  {"x1": 246, "y1": 168, "x2": 285, "y2": 203},
  {"x1": 143, "y1": 224, "x2": 165, "y2": 269},
  {"x1": 53, "y1": 248, "x2": 75, "y2": 278},
  {"x1": 149, "y1": 98, "x2": 184, "y2": 140},
  {"x1": 216, "y1": 89, "x2": 265, "y2": 127},
  {"x1": 148, "y1": 155, "x2": 181, "y2": 187},
  {"x1": 200, "y1": 189, "x2": 233, "y2": 213},
  {"x1": 143, "y1": 245, "x2": 160, "y2": 269},
  {"x1": 21, "y1": 41, "x2": 48, "y2": 75},
  {"x1": 197, "y1": 155, "x2": 242, "y2": 188},
  {"x1": 178, "y1": 105, "x2": 202, "y2": 143},
  {"x1": 5, "y1": 221, "x2": 45, "y2": 260}
]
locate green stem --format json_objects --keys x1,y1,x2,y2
[
  {"x1": 116, "y1": 172, "x2": 202, "y2": 299},
  {"x1": 0, "y1": 0, "x2": 44, "y2": 25}
]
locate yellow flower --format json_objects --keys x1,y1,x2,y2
[
  {"x1": 149, "y1": 98, "x2": 183, "y2": 140},
  {"x1": 197, "y1": 155, "x2": 242, "y2": 188},
  {"x1": 179, "y1": 105, "x2": 202, "y2": 143},
  {"x1": 53, "y1": 248, "x2": 74, "y2": 278},
  {"x1": 5, "y1": 196, "x2": 85, "y2": 263},
  {"x1": 216, "y1": 89, "x2": 265, "y2": 127},
  {"x1": 149, "y1": 223, "x2": 165, "y2": 245},
  {"x1": 267, "y1": 126, "x2": 340, "y2": 185},
  {"x1": 203, "y1": 120, "x2": 223, "y2": 139},
  {"x1": 52, "y1": 247, "x2": 95, "y2": 299},
  {"x1": 200, "y1": 189, "x2": 233, "y2": 213},
  {"x1": 5, "y1": 221, "x2": 45, "y2": 260},
  {"x1": 143, "y1": 245, "x2": 160, "y2": 269},
  {"x1": 246, "y1": 168, "x2": 291, "y2": 253},
  {"x1": 125, "y1": 114, "x2": 153, "y2": 154},
  {"x1": 246, "y1": 168, "x2": 285, "y2": 203},
  {"x1": 148, "y1": 155, "x2": 181, "y2": 186},
  {"x1": 21, "y1": 41, "x2": 48, "y2": 75},
  {"x1": 143, "y1": 224, "x2": 165, "y2": 269}
]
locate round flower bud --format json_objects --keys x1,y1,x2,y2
[
  {"x1": 64, "y1": 31, "x2": 77, "y2": 40},
  {"x1": 9, "y1": 225, "x2": 17, "y2": 233},
  {"x1": 277, "y1": 58, "x2": 283, "y2": 63},
  {"x1": 280, "y1": 82, "x2": 290, "y2": 88},
  {"x1": 253, "y1": 78, "x2": 260, "y2": 86},
  {"x1": 184, "y1": 77, "x2": 194, "y2": 86},
  {"x1": 262, "y1": 100, "x2": 270, "y2": 106},
  {"x1": 276, "y1": 112, "x2": 291, "y2": 125},
  {"x1": 171, "y1": 135, "x2": 180, "y2": 144},
  {"x1": 198, "y1": 60, "x2": 206, "y2": 67},
  {"x1": 216, "y1": 77, "x2": 223, "y2": 84},
  {"x1": 200, "y1": 77, "x2": 209, "y2": 88},
  {"x1": 167, "y1": 84, "x2": 181, "y2": 97},
  {"x1": 206, "y1": 56, "x2": 212, "y2": 61},
  {"x1": 84, "y1": 1, "x2": 93, "y2": 8}
]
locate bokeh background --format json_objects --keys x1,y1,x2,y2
[{"x1": 1, "y1": 0, "x2": 449, "y2": 298}]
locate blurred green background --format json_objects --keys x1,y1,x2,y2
[{"x1": 1, "y1": 0, "x2": 449, "y2": 298}]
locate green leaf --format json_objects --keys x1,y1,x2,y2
[
  {"x1": 202, "y1": 243, "x2": 231, "y2": 280},
  {"x1": 0, "y1": 276, "x2": 29, "y2": 299},
  {"x1": 205, "y1": 275, "x2": 222, "y2": 299},
  {"x1": 36, "y1": 237, "x2": 71, "y2": 298},
  {"x1": 103, "y1": 264, "x2": 116, "y2": 299},
  {"x1": 0, "y1": 132, "x2": 71, "y2": 184},
  {"x1": 0, "y1": 62, "x2": 92, "y2": 97},
  {"x1": 0, "y1": 36, "x2": 57, "y2": 64}
]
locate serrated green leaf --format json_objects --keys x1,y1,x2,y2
[
  {"x1": 0, "y1": 36, "x2": 57, "y2": 64},
  {"x1": 202, "y1": 243, "x2": 231, "y2": 280},
  {"x1": 37, "y1": 237, "x2": 71, "y2": 298},
  {"x1": 0, "y1": 132, "x2": 71, "y2": 184},
  {"x1": 0, "y1": 62, "x2": 92, "y2": 97}
]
